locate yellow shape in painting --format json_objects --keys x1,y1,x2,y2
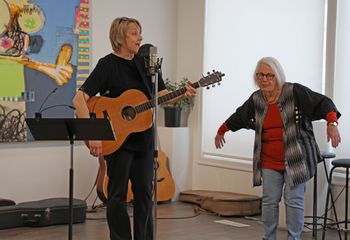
[
  {"x1": 0, "y1": 0, "x2": 10, "y2": 36},
  {"x1": 17, "y1": 3, "x2": 45, "y2": 33},
  {"x1": 0, "y1": 61, "x2": 25, "y2": 98}
]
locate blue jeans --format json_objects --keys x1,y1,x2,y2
[{"x1": 261, "y1": 169, "x2": 306, "y2": 240}]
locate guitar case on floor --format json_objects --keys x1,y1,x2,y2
[
  {"x1": 0, "y1": 198, "x2": 15, "y2": 207},
  {"x1": 179, "y1": 190, "x2": 261, "y2": 217},
  {"x1": 0, "y1": 198, "x2": 87, "y2": 230}
]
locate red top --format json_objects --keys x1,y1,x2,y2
[{"x1": 261, "y1": 104, "x2": 285, "y2": 170}]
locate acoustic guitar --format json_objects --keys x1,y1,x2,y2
[
  {"x1": 96, "y1": 150, "x2": 175, "y2": 203},
  {"x1": 86, "y1": 71, "x2": 224, "y2": 155}
]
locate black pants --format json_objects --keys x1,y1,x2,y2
[{"x1": 105, "y1": 148, "x2": 154, "y2": 240}]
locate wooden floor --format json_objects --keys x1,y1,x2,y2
[{"x1": 0, "y1": 201, "x2": 340, "y2": 240}]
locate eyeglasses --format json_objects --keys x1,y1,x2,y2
[{"x1": 256, "y1": 72, "x2": 275, "y2": 80}]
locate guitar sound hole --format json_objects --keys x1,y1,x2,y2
[{"x1": 121, "y1": 106, "x2": 136, "y2": 121}]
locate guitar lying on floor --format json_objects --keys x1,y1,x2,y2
[{"x1": 86, "y1": 71, "x2": 224, "y2": 155}]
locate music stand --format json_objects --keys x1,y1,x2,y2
[{"x1": 25, "y1": 118, "x2": 115, "y2": 240}]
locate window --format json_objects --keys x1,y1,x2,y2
[
  {"x1": 333, "y1": 0, "x2": 350, "y2": 159},
  {"x1": 202, "y1": 0, "x2": 326, "y2": 165}
]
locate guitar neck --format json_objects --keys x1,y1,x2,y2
[
  {"x1": 135, "y1": 82, "x2": 200, "y2": 113},
  {"x1": 158, "y1": 81, "x2": 200, "y2": 105}
]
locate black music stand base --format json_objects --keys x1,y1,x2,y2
[{"x1": 26, "y1": 118, "x2": 115, "y2": 240}]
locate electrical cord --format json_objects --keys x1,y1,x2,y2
[
  {"x1": 83, "y1": 165, "x2": 106, "y2": 219},
  {"x1": 0, "y1": 104, "x2": 26, "y2": 141}
]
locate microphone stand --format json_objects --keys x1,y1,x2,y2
[{"x1": 150, "y1": 60, "x2": 161, "y2": 240}]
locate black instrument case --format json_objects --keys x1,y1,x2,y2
[{"x1": 0, "y1": 198, "x2": 86, "y2": 229}]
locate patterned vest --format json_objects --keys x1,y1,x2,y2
[{"x1": 252, "y1": 83, "x2": 320, "y2": 187}]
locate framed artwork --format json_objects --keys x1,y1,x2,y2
[{"x1": 0, "y1": 0, "x2": 90, "y2": 141}]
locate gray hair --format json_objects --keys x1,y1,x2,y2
[
  {"x1": 109, "y1": 17, "x2": 142, "y2": 52},
  {"x1": 254, "y1": 57, "x2": 286, "y2": 87}
]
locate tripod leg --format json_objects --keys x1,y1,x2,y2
[
  {"x1": 153, "y1": 150, "x2": 158, "y2": 240},
  {"x1": 68, "y1": 140, "x2": 74, "y2": 240},
  {"x1": 69, "y1": 167, "x2": 73, "y2": 240}
]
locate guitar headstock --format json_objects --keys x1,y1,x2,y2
[{"x1": 199, "y1": 70, "x2": 225, "y2": 89}]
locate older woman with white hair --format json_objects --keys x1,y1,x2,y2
[{"x1": 214, "y1": 57, "x2": 341, "y2": 240}]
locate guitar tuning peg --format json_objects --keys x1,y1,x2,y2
[
  {"x1": 212, "y1": 69, "x2": 215, "y2": 72},
  {"x1": 212, "y1": 84, "x2": 215, "y2": 87},
  {"x1": 207, "y1": 72, "x2": 210, "y2": 75},
  {"x1": 218, "y1": 82, "x2": 221, "y2": 86},
  {"x1": 206, "y1": 86, "x2": 210, "y2": 90}
]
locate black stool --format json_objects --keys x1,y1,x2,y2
[
  {"x1": 322, "y1": 158, "x2": 350, "y2": 240},
  {"x1": 305, "y1": 152, "x2": 336, "y2": 239}
]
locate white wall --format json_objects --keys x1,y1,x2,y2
[
  {"x1": 0, "y1": 0, "x2": 177, "y2": 205},
  {"x1": 334, "y1": 0, "x2": 350, "y2": 159},
  {"x1": 176, "y1": 0, "x2": 263, "y2": 198},
  {"x1": 0, "y1": 142, "x2": 97, "y2": 203},
  {"x1": 90, "y1": 0, "x2": 177, "y2": 82}
]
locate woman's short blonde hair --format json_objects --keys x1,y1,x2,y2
[{"x1": 109, "y1": 17, "x2": 142, "y2": 52}]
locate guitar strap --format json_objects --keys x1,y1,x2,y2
[{"x1": 134, "y1": 57, "x2": 153, "y2": 98}]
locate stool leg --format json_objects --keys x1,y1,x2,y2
[
  {"x1": 313, "y1": 162, "x2": 318, "y2": 238},
  {"x1": 323, "y1": 160, "x2": 341, "y2": 228},
  {"x1": 322, "y1": 167, "x2": 342, "y2": 240},
  {"x1": 325, "y1": 163, "x2": 342, "y2": 234},
  {"x1": 322, "y1": 169, "x2": 331, "y2": 240},
  {"x1": 323, "y1": 160, "x2": 330, "y2": 183},
  {"x1": 330, "y1": 168, "x2": 342, "y2": 240}
]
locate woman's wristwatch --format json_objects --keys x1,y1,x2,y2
[{"x1": 327, "y1": 121, "x2": 338, "y2": 127}]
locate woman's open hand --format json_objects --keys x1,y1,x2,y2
[{"x1": 215, "y1": 133, "x2": 226, "y2": 149}]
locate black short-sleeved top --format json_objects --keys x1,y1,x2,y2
[{"x1": 80, "y1": 53, "x2": 166, "y2": 152}]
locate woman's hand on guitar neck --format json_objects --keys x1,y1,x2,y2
[
  {"x1": 89, "y1": 140, "x2": 103, "y2": 157},
  {"x1": 184, "y1": 81, "x2": 196, "y2": 98},
  {"x1": 161, "y1": 81, "x2": 197, "y2": 105}
]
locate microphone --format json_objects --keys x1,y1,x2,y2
[
  {"x1": 149, "y1": 46, "x2": 157, "y2": 76},
  {"x1": 35, "y1": 87, "x2": 58, "y2": 118},
  {"x1": 139, "y1": 43, "x2": 158, "y2": 76}
]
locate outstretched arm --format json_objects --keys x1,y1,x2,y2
[{"x1": 215, "y1": 122, "x2": 229, "y2": 149}]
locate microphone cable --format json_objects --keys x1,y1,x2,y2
[
  {"x1": 39, "y1": 104, "x2": 76, "y2": 114},
  {"x1": 37, "y1": 87, "x2": 58, "y2": 113}
]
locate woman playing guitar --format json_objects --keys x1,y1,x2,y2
[{"x1": 72, "y1": 17, "x2": 196, "y2": 240}]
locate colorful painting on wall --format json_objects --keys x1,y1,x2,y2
[{"x1": 0, "y1": 0, "x2": 90, "y2": 142}]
